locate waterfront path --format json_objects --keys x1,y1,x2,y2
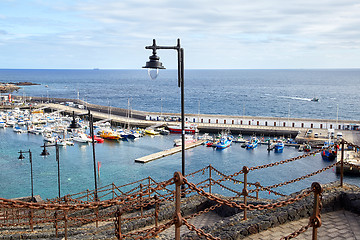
[
  {"x1": 156, "y1": 210, "x2": 360, "y2": 239},
  {"x1": 243, "y1": 210, "x2": 360, "y2": 240}
]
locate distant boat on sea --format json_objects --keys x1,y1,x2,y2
[{"x1": 311, "y1": 97, "x2": 319, "y2": 102}]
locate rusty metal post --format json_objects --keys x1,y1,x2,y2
[
  {"x1": 242, "y1": 166, "x2": 249, "y2": 221},
  {"x1": 255, "y1": 182, "x2": 260, "y2": 200},
  {"x1": 209, "y1": 164, "x2": 212, "y2": 194},
  {"x1": 311, "y1": 182, "x2": 323, "y2": 240},
  {"x1": 54, "y1": 211, "x2": 58, "y2": 238},
  {"x1": 115, "y1": 207, "x2": 122, "y2": 240},
  {"x1": 340, "y1": 139, "x2": 344, "y2": 187},
  {"x1": 87, "y1": 189, "x2": 89, "y2": 201},
  {"x1": 155, "y1": 195, "x2": 159, "y2": 229},
  {"x1": 174, "y1": 172, "x2": 184, "y2": 240},
  {"x1": 140, "y1": 184, "x2": 143, "y2": 217},
  {"x1": 148, "y1": 177, "x2": 151, "y2": 199},
  {"x1": 29, "y1": 209, "x2": 34, "y2": 231},
  {"x1": 112, "y1": 183, "x2": 115, "y2": 199},
  {"x1": 64, "y1": 196, "x2": 68, "y2": 240},
  {"x1": 95, "y1": 207, "x2": 99, "y2": 228}
]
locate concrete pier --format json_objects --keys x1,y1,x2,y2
[
  {"x1": 135, "y1": 140, "x2": 206, "y2": 163},
  {"x1": 22, "y1": 99, "x2": 359, "y2": 143}
]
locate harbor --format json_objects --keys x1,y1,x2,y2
[
  {"x1": 8, "y1": 95, "x2": 360, "y2": 140},
  {"x1": 1, "y1": 72, "x2": 360, "y2": 240}
]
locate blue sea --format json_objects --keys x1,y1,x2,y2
[{"x1": 0, "y1": 69, "x2": 359, "y2": 200}]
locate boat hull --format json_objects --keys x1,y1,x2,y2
[
  {"x1": 321, "y1": 150, "x2": 337, "y2": 161},
  {"x1": 167, "y1": 124, "x2": 198, "y2": 134}
]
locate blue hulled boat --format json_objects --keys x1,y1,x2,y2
[
  {"x1": 321, "y1": 141, "x2": 338, "y2": 161},
  {"x1": 215, "y1": 136, "x2": 232, "y2": 149},
  {"x1": 246, "y1": 137, "x2": 259, "y2": 149},
  {"x1": 274, "y1": 140, "x2": 284, "y2": 153}
]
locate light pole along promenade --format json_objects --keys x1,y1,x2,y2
[{"x1": 143, "y1": 38, "x2": 186, "y2": 178}]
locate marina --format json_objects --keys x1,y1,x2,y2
[{"x1": 0, "y1": 69, "x2": 359, "y2": 201}]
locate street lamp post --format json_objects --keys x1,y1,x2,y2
[
  {"x1": 40, "y1": 143, "x2": 61, "y2": 198},
  {"x1": 68, "y1": 110, "x2": 98, "y2": 201},
  {"x1": 18, "y1": 149, "x2": 34, "y2": 201},
  {"x1": 143, "y1": 38, "x2": 186, "y2": 178}
]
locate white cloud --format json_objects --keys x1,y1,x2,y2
[{"x1": 0, "y1": 0, "x2": 360, "y2": 68}]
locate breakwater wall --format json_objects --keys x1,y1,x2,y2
[{"x1": 10, "y1": 96, "x2": 360, "y2": 137}]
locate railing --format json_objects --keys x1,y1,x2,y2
[{"x1": 0, "y1": 139, "x2": 359, "y2": 239}]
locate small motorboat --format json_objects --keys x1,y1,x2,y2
[
  {"x1": 311, "y1": 97, "x2": 319, "y2": 102},
  {"x1": 88, "y1": 135, "x2": 104, "y2": 143},
  {"x1": 145, "y1": 128, "x2": 160, "y2": 135},
  {"x1": 167, "y1": 123, "x2": 198, "y2": 134},
  {"x1": 304, "y1": 144, "x2": 311, "y2": 152},
  {"x1": 274, "y1": 140, "x2": 284, "y2": 153},
  {"x1": 13, "y1": 126, "x2": 26, "y2": 133},
  {"x1": 214, "y1": 136, "x2": 232, "y2": 149},
  {"x1": 321, "y1": 141, "x2": 338, "y2": 161},
  {"x1": 246, "y1": 137, "x2": 259, "y2": 149},
  {"x1": 73, "y1": 133, "x2": 92, "y2": 143},
  {"x1": 99, "y1": 129, "x2": 121, "y2": 140},
  {"x1": 233, "y1": 134, "x2": 246, "y2": 143},
  {"x1": 174, "y1": 135, "x2": 196, "y2": 147}
]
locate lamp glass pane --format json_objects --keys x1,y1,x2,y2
[{"x1": 148, "y1": 68, "x2": 159, "y2": 80}]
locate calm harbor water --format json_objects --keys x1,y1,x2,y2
[{"x1": 0, "y1": 69, "x2": 359, "y2": 200}]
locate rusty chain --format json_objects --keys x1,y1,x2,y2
[
  {"x1": 280, "y1": 220, "x2": 312, "y2": 240},
  {"x1": 0, "y1": 177, "x2": 175, "y2": 211},
  {"x1": 280, "y1": 185, "x2": 323, "y2": 240},
  {"x1": 343, "y1": 161, "x2": 360, "y2": 170},
  {"x1": 249, "y1": 147, "x2": 325, "y2": 172},
  {"x1": 264, "y1": 162, "x2": 337, "y2": 190},
  {"x1": 342, "y1": 139, "x2": 360, "y2": 149},
  {"x1": 183, "y1": 218, "x2": 221, "y2": 240},
  {"x1": 183, "y1": 177, "x2": 314, "y2": 211}
]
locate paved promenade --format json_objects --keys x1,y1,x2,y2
[
  {"x1": 158, "y1": 210, "x2": 360, "y2": 239},
  {"x1": 243, "y1": 210, "x2": 360, "y2": 240}
]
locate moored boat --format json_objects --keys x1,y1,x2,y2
[
  {"x1": 88, "y1": 135, "x2": 104, "y2": 143},
  {"x1": 99, "y1": 129, "x2": 121, "y2": 140},
  {"x1": 73, "y1": 132, "x2": 92, "y2": 143},
  {"x1": 274, "y1": 140, "x2": 284, "y2": 153},
  {"x1": 145, "y1": 128, "x2": 160, "y2": 135},
  {"x1": 233, "y1": 134, "x2": 246, "y2": 143},
  {"x1": 321, "y1": 141, "x2": 338, "y2": 161},
  {"x1": 246, "y1": 137, "x2": 259, "y2": 149},
  {"x1": 304, "y1": 144, "x2": 312, "y2": 152},
  {"x1": 215, "y1": 136, "x2": 232, "y2": 149},
  {"x1": 167, "y1": 123, "x2": 198, "y2": 134},
  {"x1": 174, "y1": 135, "x2": 196, "y2": 147}
]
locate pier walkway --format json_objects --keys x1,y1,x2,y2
[{"x1": 135, "y1": 140, "x2": 206, "y2": 163}]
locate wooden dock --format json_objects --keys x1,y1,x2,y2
[{"x1": 135, "y1": 140, "x2": 206, "y2": 163}]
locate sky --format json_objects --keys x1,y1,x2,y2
[{"x1": 0, "y1": 0, "x2": 359, "y2": 69}]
